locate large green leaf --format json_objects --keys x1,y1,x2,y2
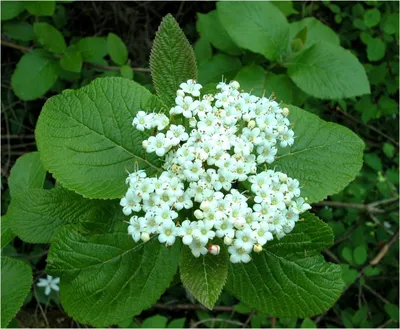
[
  {"x1": 11, "y1": 49, "x2": 59, "y2": 101},
  {"x1": 8, "y1": 187, "x2": 116, "y2": 243},
  {"x1": 8, "y1": 152, "x2": 46, "y2": 198},
  {"x1": 274, "y1": 105, "x2": 364, "y2": 203},
  {"x1": 35, "y1": 77, "x2": 163, "y2": 199},
  {"x1": 34, "y1": 22, "x2": 66, "y2": 54},
  {"x1": 150, "y1": 14, "x2": 197, "y2": 108},
  {"x1": 1, "y1": 256, "x2": 33, "y2": 328},
  {"x1": 180, "y1": 243, "x2": 229, "y2": 309},
  {"x1": 217, "y1": 1, "x2": 289, "y2": 61},
  {"x1": 47, "y1": 222, "x2": 180, "y2": 327},
  {"x1": 289, "y1": 17, "x2": 340, "y2": 49},
  {"x1": 226, "y1": 212, "x2": 344, "y2": 318},
  {"x1": 197, "y1": 10, "x2": 242, "y2": 55},
  {"x1": 198, "y1": 54, "x2": 242, "y2": 85},
  {"x1": 286, "y1": 42, "x2": 370, "y2": 99}
]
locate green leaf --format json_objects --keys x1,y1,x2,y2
[
  {"x1": 168, "y1": 318, "x2": 186, "y2": 328},
  {"x1": 1, "y1": 216, "x2": 15, "y2": 249},
  {"x1": 264, "y1": 73, "x2": 294, "y2": 104},
  {"x1": 180, "y1": 243, "x2": 229, "y2": 309},
  {"x1": 271, "y1": 1, "x2": 298, "y2": 17},
  {"x1": 301, "y1": 318, "x2": 317, "y2": 328},
  {"x1": 378, "y1": 95, "x2": 398, "y2": 115},
  {"x1": 340, "y1": 264, "x2": 358, "y2": 286},
  {"x1": 142, "y1": 315, "x2": 168, "y2": 328},
  {"x1": 287, "y1": 42, "x2": 370, "y2": 99},
  {"x1": 24, "y1": 1, "x2": 55, "y2": 16},
  {"x1": 11, "y1": 49, "x2": 58, "y2": 101},
  {"x1": 384, "y1": 303, "x2": 400, "y2": 322},
  {"x1": 35, "y1": 77, "x2": 163, "y2": 199},
  {"x1": 198, "y1": 54, "x2": 242, "y2": 85},
  {"x1": 2, "y1": 21, "x2": 34, "y2": 41},
  {"x1": 60, "y1": 47, "x2": 83, "y2": 73},
  {"x1": 150, "y1": 14, "x2": 197, "y2": 108},
  {"x1": 46, "y1": 224, "x2": 180, "y2": 327},
  {"x1": 1, "y1": 1, "x2": 24, "y2": 21},
  {"x1": 8, "y1": 187, "x2": 116, "y2": 243},
  {"x1": 274, "y1": 105, "x2": 365, "y2": 203},
  {"x1": 381, "y1": 13, "x2": 399, "y2": 35},
  {"x1": 383, "y1": 143, "x2": 395, "y2": 158},
  {"x1": 52, "y1": 4, "x2": 67, "y2": 29},
  {"x1": 107, "y1": 33, "x2": 128, "y2": 66},
  {"x1": 352, "y1": 305, "x2": 368, "y2": 326},
  {"x1": 217, "y1": 1, "x2": 289, "y2": 61},
  {"x1": 341, "y1": 247, "x2": 354, "y2": 264},
  {"x1": 289, "y1": 18, "x2": 340, "y2": 48},
  {"x1": 364, "y1": 8, "x2": 381, "y2": 28},
  {"x1": 34, "y1": 22, "x2": 66, "y2": 54},
  {"x1": 197, "y1": 10, "x2": 241, "y2": 55},
  {"x1": 234, "y1": 65, "x2": 265, "y2": 96},
  {"x1": 194, "y1": 37, "x2": 212, "y2": 63},
  {"x1": 120, "y1": 65, "x2": 134, "y2": 80},
  {"x1": 226, "y1": 212, "x2": 344, "y2": 318},
  {"x1": 8, "y1": 152, "x2": 46, "y2": 198},
  {"x1": 1, "y1": 256, "x2": 33, "y2": 328},
  {"x1": 366, "y1": 38, "x2": 386, "y2": 62},
  {"x1": 364, "y1": 153, "x2": 382, "y2": 171},
  {"x1": 353, "y1": 245, "x2": 368, "y2": 265},
  {"x1": 77, "y1": 37, "x2": 108, "y2": 63}
]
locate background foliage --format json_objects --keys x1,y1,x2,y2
[{"x1": 1, "y1": 1, "x2": 399, "y2": 328}]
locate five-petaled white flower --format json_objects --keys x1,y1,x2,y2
[{"x1": 37, "y1": 275, "x2": 60, "y2": 296}]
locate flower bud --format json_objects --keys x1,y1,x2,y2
[
  {"x1": 248, "y1": 120, "x2": 256, "y2": 129},
  {"x1": 142, "y1": 140, "x2": 148, "y2": 149},
  {"x1": 194, "y1": 209, "x2": 204, "y2": 219},
  {"x1": 242, "y1": 113, "x2": 251, "y2": 122},
  {"x1": 208, "y1": 244, "x2": 220, "y2": 255},
  {"x1": 200, "y1": 201, "x2": 210, "y2": 211},
  {"x1": 177, "y1": 89, "x2": 185, "y2": 97},
  {"x1": 230, "y1": 81, "x2": 240, "y2": 90},
  {"x1": 141, "y1": 232, "x2": 150, "y2": 242},
  {"x1": 253, "y1": 244, "x2": 263, "y2": 253},
  {"x1": 279, "y1": 173, "x2": 288, "y2": 182},
  {"x1": 224, "y1": 236, "x2": 233, "y2": 245},
  {"x1": 282, "y1": 107, "x2": 290, "y2": 117}
]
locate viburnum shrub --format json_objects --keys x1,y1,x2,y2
[{"x1": 5, "y1": 14, "x2": 366, "y2": 327}]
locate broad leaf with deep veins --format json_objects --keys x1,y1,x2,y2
[
  {"x1": 35, "y1": 77, "x2": 164, "y2": 199},
  {"x1": 8, "y1": 187, "x2": 116, "y2": 243},
  {"x1": 274, "y1": 105, "x2": 364, "y2": 203},
  {"x1": 47, "y1": 221, "x2": 181, "y2": 327},
  {"x1": 226, "y1": 212, "x2": 344, "y2": 318},
  {"x1": 180, "y1": 243, "x2": 229, "y2": 309}
]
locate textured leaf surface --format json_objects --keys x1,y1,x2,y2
[
  {"x1": 34, "y1": 22, "x2": 66, "y2": 54},
  {"x1": 197, "y1": 10, "x2": 241, "y2": 55},
  {"x1": 287, "y1": 42, "x2": 370, "y2": 99},
  {"x1": 226, "y1": 212, "x2": 344, "y2": 318},
  {"x1": 180, "y1": 244, "x2": 228, "y2": 309},
  {"x1": 8, "y1": 187, "x2": 115, "y2": 243},
  {"x1": 217, "y1": 1, "x2": 289, "y2": 61},
  {"x1": 11, "y1": 49, "x2": 58, "y2": 101},
  {"x1": 47, "y1": 223, "x2": 180, "y2": 327},
  {"x1": 274, "y1": 105, "x2": 364, "y2": 203},
  {"x1": 8, "y1": 152, "x2": 46, "y2": 198},
  {"x1": 289, "y1": 18, "x2": 340, "y2": 48},
  {"x1": 150, "y1": 14, "x2": 197, "y2": 108},
  {"x1": 107, "y1": 33, "x2": 128, "y2": 65},
  {"x1": 1, "y1": 256, "x2": 33, "y2": 328},
  {"x1": 35, "y1": 77, "x2": 163, "y2": 199}
]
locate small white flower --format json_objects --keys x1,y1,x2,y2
[
  {"x1": 208, "y1": 244, "x2": 221, "y2": 255},
  {"x1": 37, "y1": 275, "x2": 60, "y2": 296}
]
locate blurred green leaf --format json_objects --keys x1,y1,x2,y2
[
  {"x1": 2, "y1": 21, "x2": 34, "y2": 41},
  {"x1": 107, "y1": 32, "x2": 128, "y2": 65},
  {"x1": 142, "y1": 315, "x2": 168, "y2": 328},
  {"x1": 366, "y1": 38, "x2": 386, "y2": 61},
  {"x1": 194, "y1": 37, "x2": 212, "y2": 63},
  {"x1": 60, "y1": 47, "x2": 83, "y2": 73},
  {"x1": 384, "y1": 303, "x2": 400, "y2": 322},
  {"x1": 271, "y1": 1, "x2": 298, "y2": 17},
  {"x1": 353, "y1": 245, "x2": 368, "y2": 265},
  {"x1": 1, "y1": 1, "x2": 24, "y2": 21},
  {"x1": 198, "y1": 54, "x2": 242, "y2": 84},
  {"x1": 301, "y1": 318, "x2": 317, "y2": 328},
  {"x1": 120, "y1": 65, "x2": 134, "y2": 80},
  {"x1": 24, "y1": 1, "x2": 55, "y2": 16},
  {"x1": 364, "y1": 153, "x2": 383, "y2": 171},
  {"x1": 364, "y1": 8, "x2": 381, "y2": 27},
  {"x1": 76, "y1": 37, "x2": 108, "y2": 63},
  {"x1": 168, "y1": 318, "x2": 186, "y2": 328},
  {"x1": 34, "y1": 22, "x2": 66, "y2": 54}
]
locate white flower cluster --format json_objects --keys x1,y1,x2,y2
[{"x1": 121, "y1": 79, "x2": 311, "y2": 263}]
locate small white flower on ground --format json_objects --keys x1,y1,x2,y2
[{"x1": 37, "y1": 275, "x2": 60, "y2": 296}]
